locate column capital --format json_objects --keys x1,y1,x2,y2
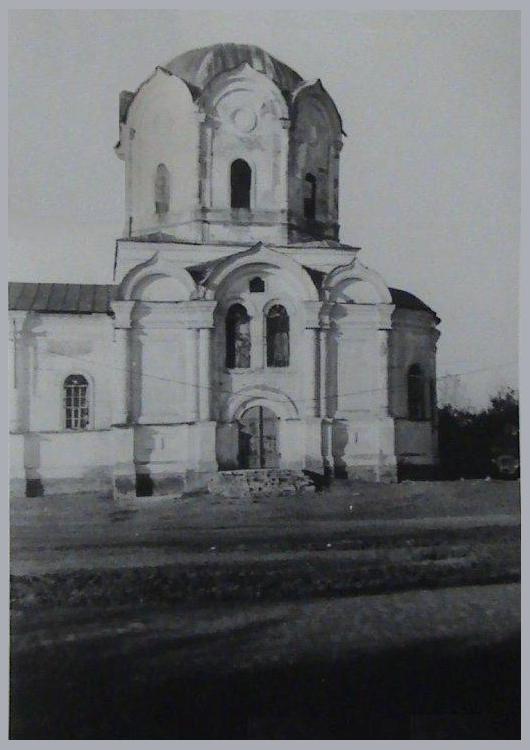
[
  {"x1": 178, "y1": 300, "x2": 218, "y2": 329},
  {"x1": 333, "y1": 302, "x2": 395, "y2": 331},
  {"x1": 111, "y1": 300, "x2": 135, "y2": 329},
  {"x1": 10, "y1": 311, "x2": 27, "y2": 337}
]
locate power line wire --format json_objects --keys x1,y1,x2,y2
[{"x1": 17, "y1": 347, "x2": 518, "y2": 404}]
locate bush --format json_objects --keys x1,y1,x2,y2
[{"x1": 438, "y1": 388, "x2": 519, "y2": 480}]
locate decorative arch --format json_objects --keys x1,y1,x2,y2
[
  {"x1": 198, "y1": 62, "x2": 289, "y2": 121},
  {"x1": 203, "y1": 242, "x2": 319, "y2": 302},
  {"x1": 119, "y1": 252, "x2": 197, "y2": 302},
  {"x1": 221, "y1": 386, "x2": 299, "y2": 423},
  {"x1": 290, "y1": 79, "x2": 344, "y2": 136},
  {"x1": 323, "y1": 259, "x2": 393, "y2": 305},
  {"x1": 124, "y1": 67, "x2": 197, "y2": 127}
]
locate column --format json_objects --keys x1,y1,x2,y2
[
  {"x1": 198, "y1": 327, "x2": 211, "y2": 421},
  {"x1": 376, "y1": 328, "x2": 390, "y2": 418},
  {"x1": 111, "y1": 302, "x2": 135, "y2": 425},
  {"x1": 250, "y1": 314, "x2": 263, "y2": 370},
  {"x1": 9, "y1": 318, "x2": 17, "y2": 432},
  {"x1": 188, "y1": 328, "x2": 200, "y2": 422},
  {"x1": 319, "y1": 327, "x2": 328, "y2": 418}
]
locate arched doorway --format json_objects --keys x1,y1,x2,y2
[{"x1": 238, "y1": 405, "x2": 279, "y2": 469}]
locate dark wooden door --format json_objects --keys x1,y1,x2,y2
[{"x1": 238, "y1": 406, "x2": 279, "y2": 469}]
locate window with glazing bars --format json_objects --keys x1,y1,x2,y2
[{"x1": 64, "y1": 374, "x2": 89, "y2": 429}]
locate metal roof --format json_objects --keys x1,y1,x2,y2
[
  {"x1": 165, "y1": 43, "x2": 303, "y2": 95},
  {"x1": 389, "y1": 287, "x2": 436, "y2": 315},
  {"x1": 8, "y1": 283, "x2": 115, "y2": 314},
  {"x1": 8, "y1": 282, "x2": 437, "y2": 318}
]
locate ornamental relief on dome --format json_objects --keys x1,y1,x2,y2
[{"x1": 231, "y1": 107, "x2": 258, "y2": 134}]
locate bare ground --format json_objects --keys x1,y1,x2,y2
[{"x1": 10, "y1": 479, "x2": 521, "y2": 739}]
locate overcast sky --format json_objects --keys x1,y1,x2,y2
[{"x1": 8, "y1": 10, "x2": 520, "y2": 408}]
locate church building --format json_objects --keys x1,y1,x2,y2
[{"x1": 9, "y1": 43, "x2": 440, "y2": 498}]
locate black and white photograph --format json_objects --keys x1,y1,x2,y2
[{"x1": 8, "y1": 9, "x2": 521, "y2": 740}]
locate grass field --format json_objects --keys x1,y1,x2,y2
[{"x1": 10, "y1": 479, "x2": 521, "y2": 739}]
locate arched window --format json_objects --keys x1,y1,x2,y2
[
  {"x1": 304, "y1": 173, "x2": 317, "y2": 220},
  {"x1": 226, "y1": 304, "x2": 251, "y2": 369},
  {"x1": 155, "y1": 163, "x2": 170, "y2": 214},
  {"x1": 430, "y1": 377, "x2": 437, "y2": 419},
  {"x1": 408, "y1": 364, "x2": 427, "y2": 421},
  {"x1": 64, "y1": 374, "x2": 89, "y2": 430},
  {"x1": 249, "y1": 277, "x2": 265, "y2": 293},
  {"x1": 266, "y1": 305, "x2": 290, "y2": 367},
  {"x1": 231, "y1": 159, "x2": 251, "y2": 209}
]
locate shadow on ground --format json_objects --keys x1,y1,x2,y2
[{"x1": 10, "y1": 633, "x2": 520, "y2": 739}]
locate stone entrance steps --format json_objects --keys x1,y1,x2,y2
[{"x1": 208, "y1": 469, "x2": 316, "y2": 498}]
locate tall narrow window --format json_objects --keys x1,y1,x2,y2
[
  {"x1": 226, "y1": 304, "x2": 251, "y2": 369},
  {"x1": 266, "y1": 305, "x2": 290, "y2": 367},
  {"x1": 304, "y1": 173, "x2": 317, "y2": 220},
  {"x1": 64, "y1": 374, "x2": 89, "y2": 430},
  {"x1": 408, "y1": 364, "x2": 427, "y2": 421},
  {"x1": 231, "y1": 159, "x2": 251, "y2": 209},
  {"x1": 155, "y1": 163, "x2": 170, "y2": 214}
]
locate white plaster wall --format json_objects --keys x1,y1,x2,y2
[
  {"x1": 388, "y1": 309, "x2": 438, "y2": 419},
  {"x1": 129, "y1": 299, "x2": 215, "y2": 426},
  {"x1": 22, "y1": 430, "x2": 116, "y2": 478},
  {"x1": 11, "y1": 313, "x2": 115, "y2": 434},
  {"x1": 130, "y1": 326, "x2": 193, "y2": 424},
  {"x1": 389, "y1": 308, "x2": 439, "y2": 465},
  {"x1": 134, "y1": 422, "x2": 217, "y2": 477},
  {"x1": 125, "y1": 71, "x2": 200, "y2": 239},
  {"x1": 330, "y1": 304, "x2": 391, "y2": 416}
]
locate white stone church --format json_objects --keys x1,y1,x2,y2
[{"x1": 9, "y1": 43, "x2": 440, "y2": 498}]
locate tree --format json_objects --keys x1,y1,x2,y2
[{"x1": 437, "y1": 388, "x2": 519, "y2": 479}]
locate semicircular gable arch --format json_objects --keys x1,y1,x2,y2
[
  {"x1": 291, "y1": 79, "x2": 344, "y2": 136},
  {"x1": 220, "y1": 386, "x2": 299, "y2": 423},
  {"x1": 202, "y1": 245, "x2": 319, "y2": 302},
  {"x1": 125, "y1": 67, "x2": 198, "y2": 127},
  {"x1": 119, "y1": 254, "x2": 197, "y2": 302},
  {"x1": 323, "y1": 260, "x2": 392, "y2": 304},
  {"x1": 198, "y1": 62, "x2": 289, "y2": 120}
]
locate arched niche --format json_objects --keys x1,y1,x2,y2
[
  {"x1": 198, "y1": 64, "x2": 289, "y2": 214},
  {"x1": 288, "y1": 80, "x2": 343, "y2": 234}
]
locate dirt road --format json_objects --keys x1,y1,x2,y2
[{"x1": 10, "y1": 480, "x2": 521, "y2": 738}]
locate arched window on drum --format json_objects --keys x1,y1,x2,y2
[
  {"x1": 408, "y1": 364, "x2": 428, "y2": 421},
  {"x1": 266, "y1": 305, "x2": 289, "y2": 367},
  {"x1": 304, "y1": 173, "x2": 317, "y2": 220},
  {"x1": 155, "y1": 163, "x2": 170, "y2": 215},
  {"x1": 230, "y1": 159, "x2": 251, "y2": 210},
  {"x1": 226, "y1": 304, "x2": 251, "y2": 369},
  {"x1": 64, "y1": 374, "x2": 90, "y2": 430}
]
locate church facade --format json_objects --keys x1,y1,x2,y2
[{"x1": 9, "y1": 44, "x2": 440, "y2": 498}]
